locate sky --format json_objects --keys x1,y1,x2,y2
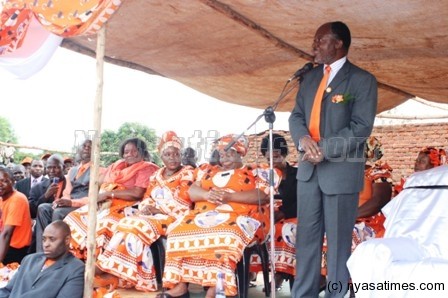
[{"x1": 0, "y1": 47, "x2": 292, "y2": 161}]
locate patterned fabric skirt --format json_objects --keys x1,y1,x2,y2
[
  {"x1": 97, "y1": 214, "x2": 174, "y2": 292},
  {"x1": 64, "y1": 201, "x2": 136, "y2": 260},
  {"x1": 163, "y1": 210, "x2": 261, "y2": 296},
  {"x1": 250, "y1": 218, "x2": 297, "y2": 276}
]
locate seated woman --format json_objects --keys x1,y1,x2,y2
[
  {"x1": 394, "y1": 146, "x2": 447, "y2": 195},
  {"x1": 321, "y1": 136, "x2": 393, "y2": 275},
  {"x1": 159, "y1": 134, "x2": 279, "y2": 298},
  {"x1": 96, "y1": 131, "x2": 195, "y2": 292},
  {"x1": 250, "y1": 134, "x2": 297, "y2": 290},
  {"x1": 64, "y1": 137, "x2": 159, "y2": 259}
]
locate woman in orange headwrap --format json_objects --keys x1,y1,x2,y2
[
  {"x1": 95, "y1": 132, "x2": 194, "y2": 292},
  {"x1": 159, "y1": 134, "x2": 280, "y2": 298},
  {"x1": 64, "y1": 138, "x2": 159, "y2": 260},
  {"x1": 395, "y1": 146, "x2": 447, "y2": 194}
]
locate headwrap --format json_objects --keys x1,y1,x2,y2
[
  {"x1": 419, "y1": 147, "x2": 447, "y2": 167},
  {"x1": 364, "y1": 136, "x2": 384, "y2": 163},
  {"x1": 158, "y1": 131, "x2": 183, "y2": 154},
  {"x1": 215, "y1": 134, "x2": 249, "y2": 157}
]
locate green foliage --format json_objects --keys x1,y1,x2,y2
[
  {"x1": 0, "y1": 116, "x2": 17, "y2": 143},
  {"x1": 100, "y1": 122, "x2": 161, "y2": 166}
]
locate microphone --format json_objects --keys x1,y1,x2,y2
[{"x1": 288, "y1": 62, "x2": 314, "y2": 82}]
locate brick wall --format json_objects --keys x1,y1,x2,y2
[{"x1": 244, "y1": 122, "x2": 448, "y2": 184}]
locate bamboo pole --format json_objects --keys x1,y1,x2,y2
[
  {"x1": 0, "y1": 141, "x2": 71, "y2": 155},
  {"x1": 0, "y1": 141, "x2": 119, "y2": 156},
  {"x1": 83, "y1": 25, "x2": 106, "y2": 298}
]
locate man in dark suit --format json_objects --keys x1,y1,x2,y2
[
  {"x1": 28, "y1": 155, "x2": 67, "y2": 253},
  {"x1": 35, "y1": 139, "x2": 95, "y2": 253},
  {"x1": 0, "y1": 220, "x2": 85, "y2": 298},
  {"x1": 289, "y1": 21, "x2": 377, "y2": 297},
  {"x1": 15, "y1": 160, "x2": 47, "y2": 212}
]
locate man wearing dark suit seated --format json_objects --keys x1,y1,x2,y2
[
  {"x1": 15, "y1": 159, "x2": 47, "y2": 217},
  {"x1": 0, "y1": 220, "x2": 85, "y2": 298},
  {"x1": 28, "y1": 155, "x2": 67, "y2": 254},
  {"x1": 35, "y1": 140, "x2": 95, "y2": 253}
]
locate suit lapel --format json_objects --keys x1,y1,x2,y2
[
  {"x1": 323, "y1": 61, "x2": 351, "y2": 101},
  {"x1": 31, "y1": 254, "x2": 47, "y2": 285},
  {"x1": 33, "y1": 253, "x2": 70, "y2": 285}
]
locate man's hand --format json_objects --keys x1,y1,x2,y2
[
  {"x1": 300, "y1": 136, "x2": 324, "y2": 164},
  {"x1": 44, "y1": 183, "x2": 59, "y2": 200},
  {"x1": 53, "y1": 198, "x2": 72, "y2": 208}
]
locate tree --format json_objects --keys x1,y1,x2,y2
[
  {"x1": 100, "y1": 122, "x2": 161, "y2": 166},
  {"x1": 0, "y1": 116, "x2": 18, "y2": 164},
  {"x1": 0, "y1": 116, "x2": 17, "y2": 144}
]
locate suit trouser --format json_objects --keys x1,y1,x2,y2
[
  {"x1": 35, "y1": 203, "x2": 77, "y2": 252},
  {"x1": 292, "y1": 170, "x2": 358, "y2": 298}
]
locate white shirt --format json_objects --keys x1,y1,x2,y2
[
  {"x1": 324, "y1": 56, "x2": 347, "y2": 86},
  {"x1": 31, "y1": 176, "x2": 44, "y2": 188}
]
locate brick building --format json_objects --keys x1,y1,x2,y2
[{"x1": 244, "y1": 122, "x2": 448, "y2": 184}]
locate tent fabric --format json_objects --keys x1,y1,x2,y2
[
  {"x1": 0, "y1": 16, "x2": 62, "y2": 79},
  {"x1": 0, "y1": 0, "x2": 123, "y2": 49},
  {"x1": 59, "y1": 1, "x2": 448, "y2": 113},
  {"x1": 0, "y1": 0, "x2": 123, "y2": 76}
]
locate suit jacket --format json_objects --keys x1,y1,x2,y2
[
  {"x1": 289, "y1": 60, "x2": 378, "y2": 195},
  {"x1": 0, "y1": 252, "x2": 84, "y2": 298},
  {"x1": 28, "y1": 177, "x2": 66, "y2": 218},
  {"x1": 15, "y1": 177, "x2": 48, "y2": 199}
]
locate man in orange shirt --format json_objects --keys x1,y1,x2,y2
[{"x1": 0, "y1": 167, "x2": 32, "y2": 264}]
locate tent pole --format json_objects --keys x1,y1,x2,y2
[{"x1": 83, "y1": 24, "x2": 106, "y2": 298}]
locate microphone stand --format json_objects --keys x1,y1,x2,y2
[{"x1": 230, "y1": 75, "x2": 303, "y2": 298}]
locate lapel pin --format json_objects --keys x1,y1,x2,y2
[{"x1": 326, "y1": 87, "x2": 332, "y2": 93}]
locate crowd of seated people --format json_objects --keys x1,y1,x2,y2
[
  {"x1": 95, "y1": 131, "x2": 195, "y2": 292},
  {"x1": 0, "y1": 133, "x2": 447, "y2": 297}
]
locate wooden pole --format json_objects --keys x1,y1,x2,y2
[{"x1": 83, "y1": 25, "x2": 106, "y2": 298}]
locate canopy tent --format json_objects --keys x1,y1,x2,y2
[
  {"x1": 60, "y1": 0, "x2": 448, "y2": 113},
  {"x1": 1, "y1": 1, "x2": 447, "y2": 297}
]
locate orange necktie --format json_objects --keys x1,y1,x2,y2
[{"x1": 309, "y1": 65, "x2": 331, "y2": 142}]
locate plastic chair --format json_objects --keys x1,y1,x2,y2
[
  {"x1": 151, "y1": 236, "x2": 167, "y2": 284},
  {"x1": 236, "y1": 242, "x2": 270, "y2": 298}
]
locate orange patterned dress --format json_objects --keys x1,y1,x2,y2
[
  {"x1": 163, "y1": 164, "x2": 279, "y2": 296},
  {"x1": 96, "y1": 166, "x2": 194, "y2": 292},
  {"x1": 64, "y1": 160, "x2": 158, "y2": 260}
]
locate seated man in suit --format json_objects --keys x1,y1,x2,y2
[
  {"x1": 35, "y1": 140, "x2": 96, "y2": 253},
  {"x1": 0, "y1": 220, "x2": 85, "y2": 298},
  {"x1": 14, "y1": 159, "x2": 47, "y2": 217},
  {"x1": 28, "y1": 154, "x2": 67, "y2": 253}
]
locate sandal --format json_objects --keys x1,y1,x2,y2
[{"x1": 155, "y1": 292, "x2": 190, "y2": 298}]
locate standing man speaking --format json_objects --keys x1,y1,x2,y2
[{"x1": 289, "y1": 21, "x2": 377, "y2": 297}]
